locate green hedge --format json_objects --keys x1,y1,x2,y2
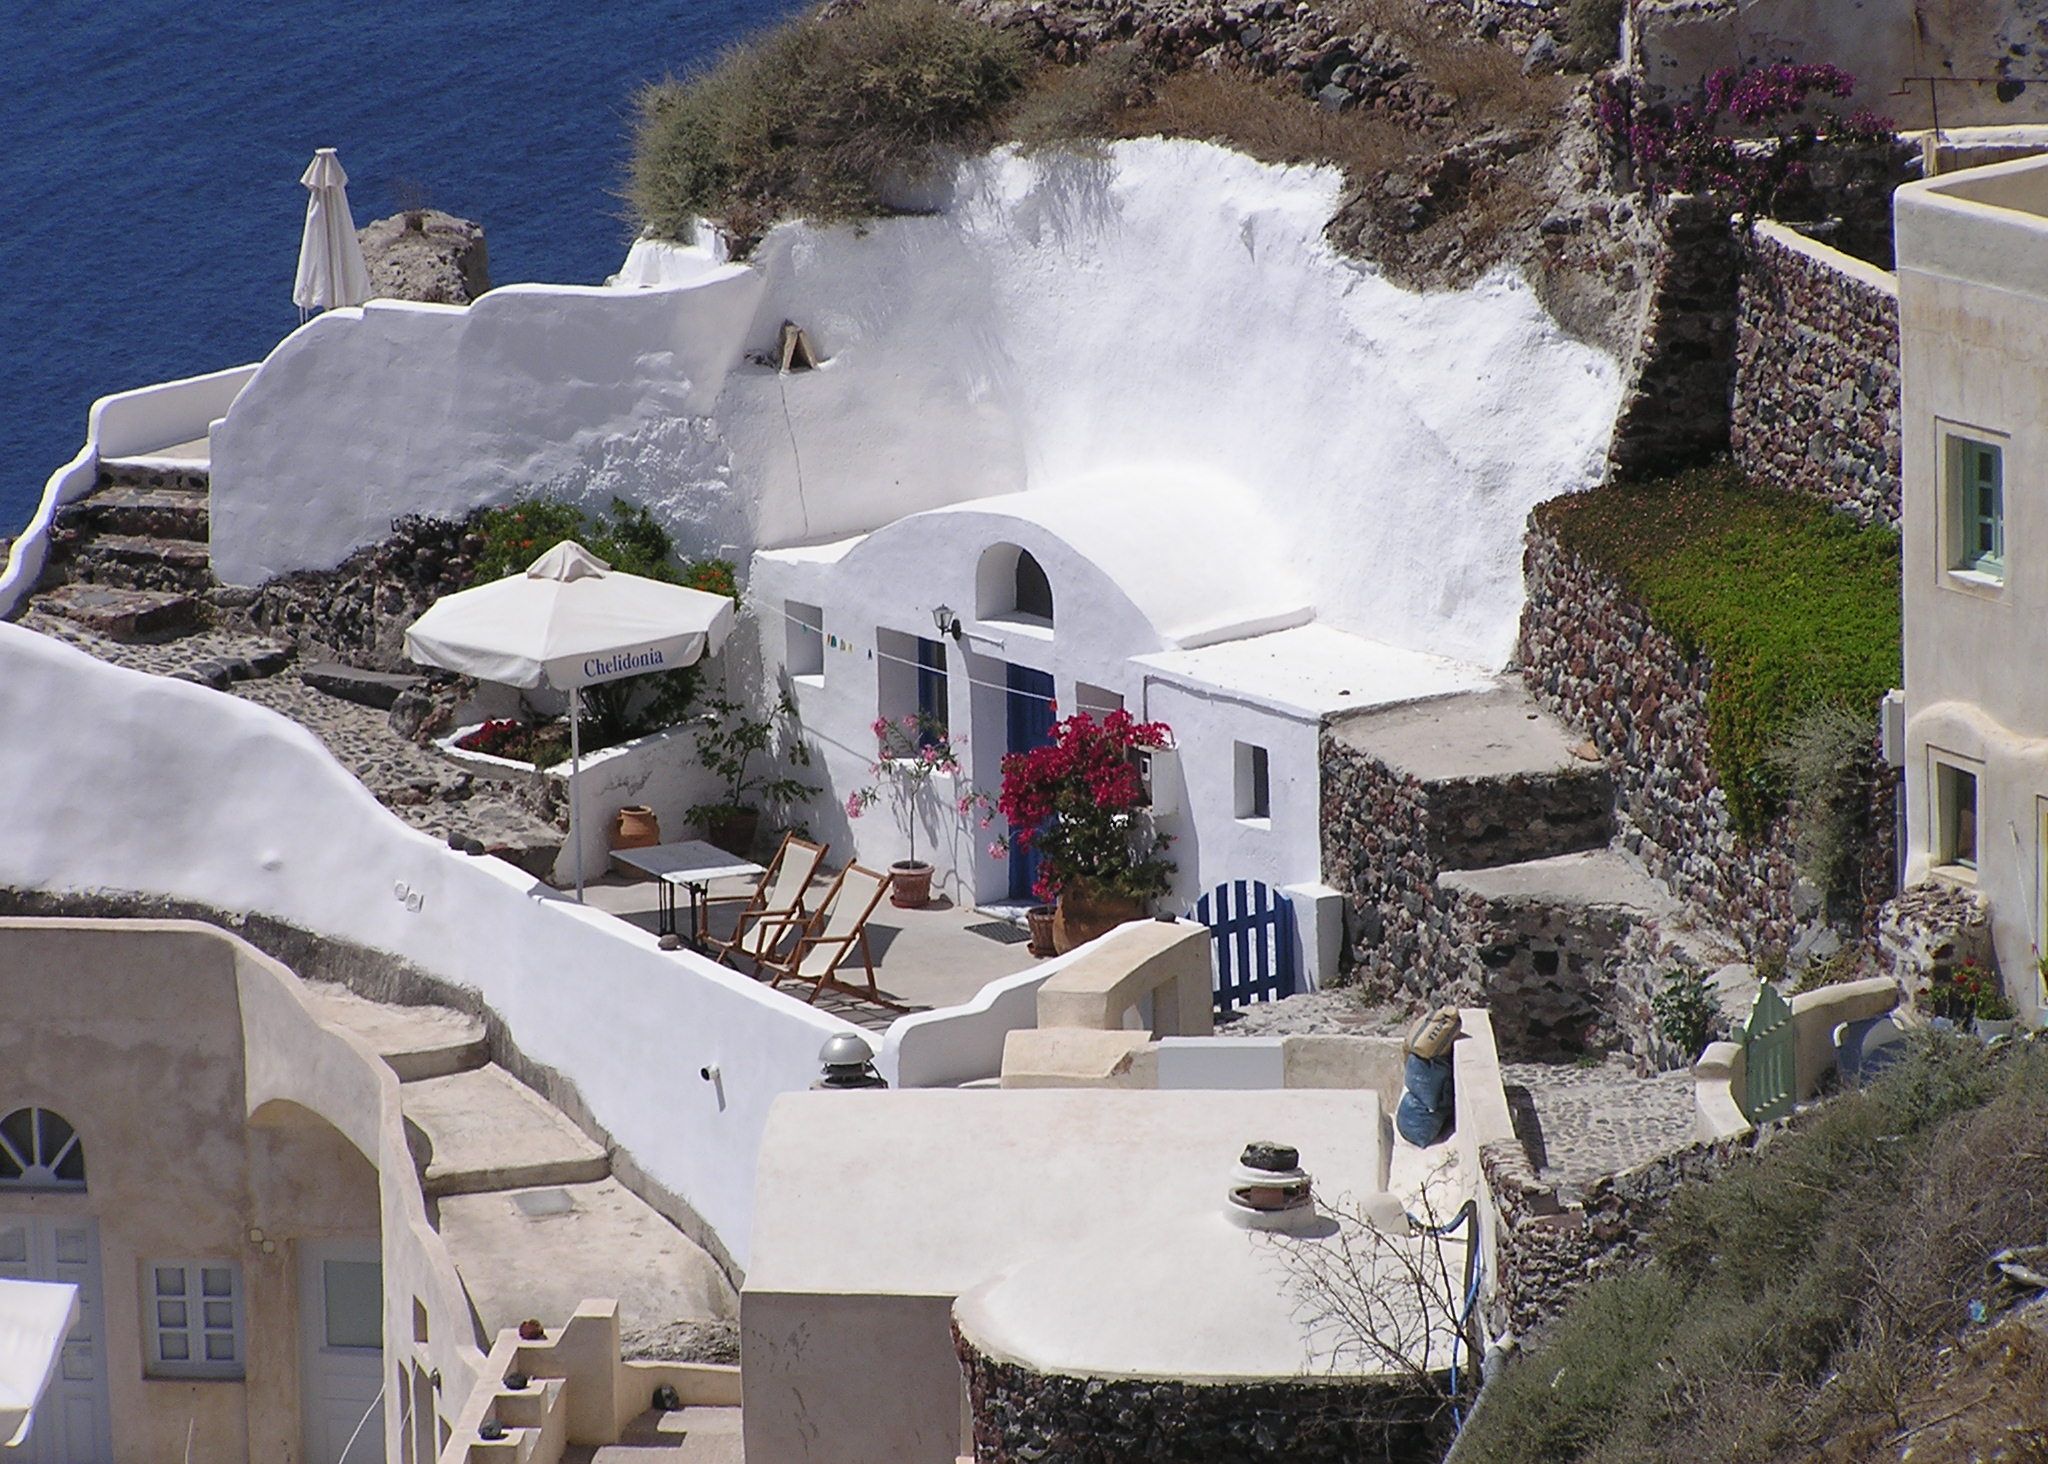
[{"x1": 1535, "y1": 463, "x2": 1900, "y2": 837}]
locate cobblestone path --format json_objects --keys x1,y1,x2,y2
[{"x1": 1501, "y1": 1055, "x2": 1695, "y2": 1191}]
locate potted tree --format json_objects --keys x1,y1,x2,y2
[
  {"x1": 997, "y1": 710, "x2": 1175, "y2": 952},
  {"x1": 847, "y1": 714, "x2": 994, "y2": 908},
  {"x1": 687, "y1": 692, "x2": 814, "y2": 856}
]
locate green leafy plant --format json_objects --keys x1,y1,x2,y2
[
  {"x1": 1564, "y1": 0, "x2": 1623, "y2": 69},
  {"x1": 467, "y1": 496, "x2": 739, "y2": 751},
  {"x1": 1767, "y1": 701, "x2": 1879, "y2": 916},
  {"x1": 1924, "y1": 959, "x2": 2011, "y2": 1024},
  {"x1": 1536, "y1": 462, "x2": 1901, "y2": 837},
  {"x1": 687, "y1": 692, "x2": 815, "y2": 831},
  {"x1": 628, "y1": 0, "x2": 1029, "y2": 247},
  {"x1": 1652, "y1": 966, "x2": 1718, "y2": 1057}
]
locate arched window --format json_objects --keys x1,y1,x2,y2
[
  {"x1": 0, "y1": 1107, "x2": 86, "y2": 1190},
  {"x1": 977, "y1": 543, "x2": 1055, "y2": 627},
  {"x1": 1014, "y1": 550, "x2": 1054, "y2": 624}
]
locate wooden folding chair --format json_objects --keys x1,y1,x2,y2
[
  {"x1": 752, "y1": 864, "x2": 904, "y2": 1010},
  {"x1": 703, "y1": 833, "x2": 828, "y2": 968}
]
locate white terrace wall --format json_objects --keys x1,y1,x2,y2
[
  {"x1": 0, "y1": 623, "x2": 854, "y2": 1267},
  {"x1": 0, "y1": 364, "x2": 256, "y2": 620},
  {"x1": 207, "y1": 267, "x2": 765, "y2": 586},
  {"x1": 196, "y1": 142, "x2": 1617, "y2": 672},
  {"x1": 1629, "y1": 0, "x2": 2048, "y2": 131}
]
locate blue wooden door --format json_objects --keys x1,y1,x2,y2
[
  {"x1": 1193, "y1": 880, "x2": 1298, "y2": 1012},
  {"x1": 1005, "y1": 665, "x2": 1056, "y2": 900}
]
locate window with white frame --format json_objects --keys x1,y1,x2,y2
[
  {"x1": 787, "y1": 600, "x2": 824, "y2": 680},
  {"x1": 1946, "y1": 434, "x2": 2005, "y2": 581},
  {"x1": 148, "y1": 1261, "x2": 243, "y2": 1377},
  {"x1": 1934, "y1": 761, "x2": 1979, "y2": 873},
  {"x1": 1235, "y1": 741, "x2": 1272, "y2": 822}
]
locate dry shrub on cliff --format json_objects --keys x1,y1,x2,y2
[
  {"x1": 1458, "y1": 1036, "x2": 2048, "y2": 1464},
  {"x1": 1116, "y1": 68, "x2": 1420, "y2": 180},
  {"x1": 629, "y1": 0, "x2": 1028, "y2": 245},
  {"x1": 1003, "y1": 43, "x2": 1152, "y2": 153}
]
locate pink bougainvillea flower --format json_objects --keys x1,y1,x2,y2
[
  {"x1": 988, "y1": 841, "x2": 1007, "y2": 861},
  {"x1": 845, "y1": 793, "x2": 865, "y2": 819}
]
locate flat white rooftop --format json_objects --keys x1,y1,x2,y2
[
  {"x1": 747, "y1": 1087, "x2": 1383, "y2": 1297},
  {"x1": 1135, "y1": 622, "x2": 1494, "y2": 720}
]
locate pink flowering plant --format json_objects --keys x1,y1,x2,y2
[
  {"x1": 1596, "y1": 62, "x2": 1893, "y2": 218},
  {"x1": 997, "y1": 710, "x2": 1174, "y2": 904},
  {"x1": 845, "y1": 713, "x2": 996, "y2": 866}
]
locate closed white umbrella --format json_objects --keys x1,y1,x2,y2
[
  {"x1": 0, "y1": 1279, "x2": 79, "y2": 1448},
  {"x1": 292, "y1": 147, "x2": 372, "y2": 314},
  {"x1": 404, "y1": 541, "x2": 737, "y2": 898}
]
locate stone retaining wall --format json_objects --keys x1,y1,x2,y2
[
  {"x1": 1518, "y1": 522, "x2": 1799, "y2": 951},
  {"x1": 1730, "y1": 222, "x2": 1901, "y2": 529},
  {"x1": 1480, "y1": 1128, "x2": 1758, "y2": 1335},
  {"x1": 1516, "y1": 519, "x2": 1900, "y2": 961},
  {"x1": 956, "y1": 1327, "x2": 1444, "y2": 1463}
]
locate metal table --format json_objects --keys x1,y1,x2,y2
[{"x1": 612, "y1": 839, "x2": 766, "y2": 947}]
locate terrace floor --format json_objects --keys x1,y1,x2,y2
[{"x1": 579, "y1": 868, "x2": 1044, "y2": 1031}]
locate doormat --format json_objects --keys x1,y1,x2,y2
[{"x1": 964, "y1": 920, "x2": 1032, "y2": 945}]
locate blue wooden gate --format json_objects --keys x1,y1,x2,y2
[
  {"x1": 1004, "y1": 665, "x2": 1056, "y2": 901},
  {"x1": 1192, "y1": 880, "x2": 1298, "y2": 1012}
]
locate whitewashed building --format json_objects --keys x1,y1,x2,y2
[{"x1": 1895, "y1": 150, "x2": 2048, "y2": 1023}]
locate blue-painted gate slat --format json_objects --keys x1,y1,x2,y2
[{"x1": 1192, "y1": 878, "x2": 1297, "y2": 1012}]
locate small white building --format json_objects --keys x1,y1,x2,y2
[
  {"x1": 750, "y1": 474, "x2": 1492, "y2": 980},
  {"x1": 1894, "y1": 151, "x2": 2048, "y2": 1022}
]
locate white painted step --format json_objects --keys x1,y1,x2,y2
[
  {"x1": 404, "y1": 1064, "x2": 610, "y2": 1198},
  {"x1": 302, "y1": 981, "x2": 489, "y2": 1081}
]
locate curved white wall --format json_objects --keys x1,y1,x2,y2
[
  {"x1": 1, "y1": 364, "x2": 256, "y2": 619},
  {"x1": 0, "y1": 623, "x2": 852, "y2": 1266},
  {"x1": 728, "y1": 140, "x2": 1621, "y2": 668},
  {"x1": 207, "y1": 268, "x2": 766, "y2": 586}
]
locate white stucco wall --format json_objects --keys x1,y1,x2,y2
[
  {"x1": 1, "y1": 364, "x2": 256, "y2": 619},
  {"x1": 207, "y1": 265, "x2": 765, "y2": 586},
  {"x1": 0, "y1": 623, "x2": 855, "y2": 1265},
  {"x1": 199, "y1": 142, "x2": 1615, "y2": 668},
  {"x1": 1895, "y1": 154, "x2": 2048, "y2": 1024}
]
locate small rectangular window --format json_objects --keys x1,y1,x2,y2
[
  {"x1": 1235, "y1": 742, "x2": 1271, "y2": 821},
  {"x1": 915, "y1": 637, "x2": 948, "y2": 743},
  {"x1": 1936, "y1": 762, "x2": 1978, "y2": 871},
  {"x1": 787, "y1": 600, "x2": 824, "y2": 680},
  {"x1": 149, "y1": 1260, "x2": 243, "y2": 1378},
  {"x1": 1947, "y1": 435, "x2": 2005, "y2": 580}
]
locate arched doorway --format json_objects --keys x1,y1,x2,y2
[{"x1": 0, "y1": 1106, "x2": 112, "y2": 1464}]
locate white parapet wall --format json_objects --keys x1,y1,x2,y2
[
  {"x1": 0, "y1": 623, "x2": 855, "y2": 1268},
  {"x1": 206, "y1": 266, "x2": 765, "y2": 586},
  {"x1": 0, "y1": 363, "x2": 257, "y2": 620}
]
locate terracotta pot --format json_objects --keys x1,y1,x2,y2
[
  {"x1": 1025, "y1": 904, "x2": 1058, "y2": 959},
  {"x1": 890, "y1": 860, "x2": 934, "y2": 909},
  {"x1": 611, "y1": 805, "x2": 661, "y2": 850},
  {"x1": 701, "y1": 807, "x2": 760, "y2": 857},
  {"x1": 1052, "y1": 884, "x2": 1146, "y2": 953}
]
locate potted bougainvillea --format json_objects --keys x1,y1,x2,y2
[{"x1": 998, "y1": 710, "x2": 1174, "y2": 952}]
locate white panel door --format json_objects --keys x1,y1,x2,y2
[
  {"x1": 0, "y1": 1214, "x2": 113, "y2": 1464},
  {"x1": 299, "y1": 1239, "x2": 385, "y2": 1464}
]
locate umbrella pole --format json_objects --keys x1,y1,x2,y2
[{"x1": 571, "y1": 687, "x2": 585, "y2": 902}]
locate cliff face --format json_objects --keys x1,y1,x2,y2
[{"x1": 357, "y1": 209, "x2": 492, "y2": 305}]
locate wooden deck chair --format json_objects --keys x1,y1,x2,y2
[
  {"x1": 753, "y1": 864, "x2": 904, "y2": 1010},
  {"x1": 703, "y1": 834, "x2": 829, "y2": 968}
]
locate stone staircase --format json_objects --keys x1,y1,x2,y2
[
  {"x1": 38, "y1": 459, "x2": 213, "y2": 639},
  {"x1": 301, "y1": 982, "x2": 737, "y2": 1354},
  {"x1": 1331, "y1": 685, "x2": 1737, "y2": 1063}
]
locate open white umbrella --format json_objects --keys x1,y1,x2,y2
[
  {"x1": 292, "y1": 147, "x2": 372, "y2": 315},
  {"x1": 404, "y1": 541, "x2": 737, "y2": 898},
  {"x1": 0, "y1": 1279, "x2": 79, "y2": 1449}
]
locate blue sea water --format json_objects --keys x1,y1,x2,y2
[{"x1": 0, "y1": 0, "x2": 808, "y2": 536}]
